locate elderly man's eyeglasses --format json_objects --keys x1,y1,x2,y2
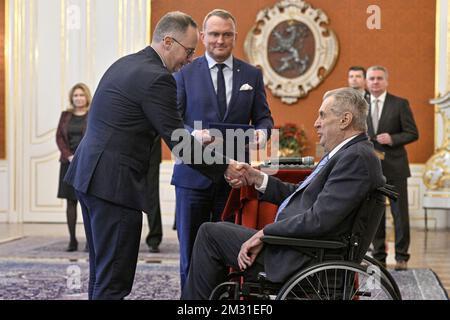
[{"x1": 171, "y1": 37, "x2": 195, "y2": 59}]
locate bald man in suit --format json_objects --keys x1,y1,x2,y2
[{"x1": 64, "y1": 12, "x2": 243, "y2": 300}]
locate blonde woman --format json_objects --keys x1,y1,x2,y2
[{"x1": 56, "y1": 83, "x2": 91, "y2": 251}]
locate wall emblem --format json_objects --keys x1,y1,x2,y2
[{"x1": 244, "y1": 0, "x2": 339, "y2": 104}]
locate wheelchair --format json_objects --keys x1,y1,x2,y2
[{"x1": 210, "y1": 185, "x2": 402, "y2": 300}]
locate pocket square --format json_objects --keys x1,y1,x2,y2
[{"x1": 239, "y1": 83, "x2": 253, "y2": 91}]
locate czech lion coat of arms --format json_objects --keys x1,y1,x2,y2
[{"x1": 245, "y1": 0, "x2": 339, "y2": 104}]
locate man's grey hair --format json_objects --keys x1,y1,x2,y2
[
  {"x1": 367, "y1": 65, "x2": 389, "y2": 80},
  {"x1": 203, "y1": 9, "x2": 237, "y2": 31},
  {"x1": 323, "y1": 87, "x2": 369, "y2": 132},
  {"x1": 152, "y1": 11, "x2": 197, "y2": 42}
]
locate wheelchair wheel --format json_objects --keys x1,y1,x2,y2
[
  {"x1": 276, "y1": 261, "x2": 399, "y2": 300},
  {"x1": 209, "y1": 281, "x2": 240, "y2": 300},
  {"x1": 362, "y1": 255, "x2": 402, "y2": 300}
]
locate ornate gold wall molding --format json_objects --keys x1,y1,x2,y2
[
  {"x1": 424, "y1": 1, "x2": 450, "y2": 194},
  {"x1": 424, "y1": 93, "x2": 450, "y2": 191}
]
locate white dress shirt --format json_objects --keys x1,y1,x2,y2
[{"x1": 194, "y1": 53, "x2": 266, "y2": 146}]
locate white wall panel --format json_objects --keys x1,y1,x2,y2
[
  {"x1": 160, "y1": 162, "x2": 176, "y2": 225},
  {"x1": 6, "y1": 0, "x2": 150, "y2": 222},
  {"x1": 31, "y1": 153, "x2": 63, "y2": 211},
  {"x1": 0, "y1": 162, "x2": 8, "y2": 215}
]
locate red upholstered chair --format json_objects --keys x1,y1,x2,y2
[{"x1": 221, "y1": 169, "x2": 313, "y2": 229}]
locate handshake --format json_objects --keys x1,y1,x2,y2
[{"x1": 223, "y1": 160, "x2": 264, "y2": 189}]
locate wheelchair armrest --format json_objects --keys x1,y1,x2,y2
[
  {"x1": 261, "y1": 235, "x2": 347, "y2": 249},
  {"x1": 377, "y1": 185, "x2": 398, "y2": 201}
]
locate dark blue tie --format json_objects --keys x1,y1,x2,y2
[{"x1": 216, "y1": 64, "x2": 227, "y2": 120}]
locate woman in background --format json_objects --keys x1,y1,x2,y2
[{"x1": 56, "y1": 83, "x2": 91, "y2": 251}]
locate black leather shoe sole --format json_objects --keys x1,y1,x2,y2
[{"x1": 149, "y1": 246, "x2": 160, "y2": 253}]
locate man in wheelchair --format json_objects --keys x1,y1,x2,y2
[{"x1": 182, "y1": 87, "x2": 395, "y2": 300}]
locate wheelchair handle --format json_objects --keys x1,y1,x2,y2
[{"x1": 376, "y1": 185, "x2": 399, "y2": 201}]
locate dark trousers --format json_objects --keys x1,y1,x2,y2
[
  {"x1": 76, "y1": 190, "x2": 143, "y2": 300},
  {"x1": 175, "y1": 181, "x2": 231, "y2": 290},
  {"x1": 372, "y1": 178, "x2": 410, "y2": 262},
  {"x1": 145, "y1": 163, "x2": 162, "y2": 247},
  {"x1": 182, "y1": 222, "x2": 263, "y2": 300}
]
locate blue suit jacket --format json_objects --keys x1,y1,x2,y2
[
  {"x1": 64, "y1": 47, "x2": 227, "y2": 213},
  {"x1": 171, "y1": 56, "x2": 273, "y2": 190}
]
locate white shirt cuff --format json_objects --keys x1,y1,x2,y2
[
  {"x1": 191, "y1": 129, "x2": 202, "y2": 143},
  {"x1": 254, "y1": 172, "x2": 269, "y2": 193},
  {"x1": 255, "y1": 129, "x2": 267, "y2": 145}
]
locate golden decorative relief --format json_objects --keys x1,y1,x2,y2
[
  {"x1": 424, "y1": 93, "x2": 450, "y2": 191},
  {"x1": 244, "y1": 0, "x2": 339, "y2": 104},
  {"x1": 423, "y1": 149, "x2": 450, "y2": 190}
]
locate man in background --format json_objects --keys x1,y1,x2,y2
[
  {"x1": 171, "y1": 9, "x2": 273, "y2": 290},
  {"x1": 366, "y1": 65, "x2": 419, "y2": 271},
  {"x1": 348, "y1": 65, "x2": 370, "y2": 101}
]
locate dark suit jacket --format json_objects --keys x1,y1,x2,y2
[
  {"x1": 171, "y1": 55, "x2": 273, "y2": 190},
  {"x1": 149, "y1": 135, "x2": 162, "y2": 166},
  {"x1": 64, "y1": 46, "x2": 227, "y2": 213},
  {"x1": 56, "y1": 111, "x2": 87, "y2": 163},
  {"x1": 367, "y1": 92, "x2": 418, "y2": 179},
  {"x1": 260, "y1": 134, "x2": 385, "y2": 283}
]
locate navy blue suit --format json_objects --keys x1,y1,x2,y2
[
  {"x1": 171, "y1": 55, "x2": 273, "y2": 290},
  {"x1": 64, "y1": 47, "x2": 227, "y2": 299}
]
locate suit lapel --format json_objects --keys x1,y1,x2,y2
[
  {"x1": 224, "y1": 58, "x2": 242, "y2": 121},
  {"x1": 199, "y1": 56, "x2": 222, "y2": 120},
  {"x1": 296, "y1": 134, "x2": 368, "y2": 192},
  {"x1": 367, "y1": 104, "x2": 375, "y2": 136}
]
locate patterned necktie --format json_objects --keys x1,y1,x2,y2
[
  {"x1": 274, "y1": 154, "x2": 330, "y2": 222},
  {"x1": 216, "y1": 64, "x2": 227, "y2": 120},
  {"x1": 372, "y1": 99, "x2": 380, "y2": 133}
]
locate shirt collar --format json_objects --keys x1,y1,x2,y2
[
  {"x1": 205, "y1": 51, "x2": 233, "y2": 70},
  {"x1": 371, "y1": 91, "x2": 387, "y2": 104},
  {"x1": 328, "y1": 134, "x2": 359, "y2": 159}
]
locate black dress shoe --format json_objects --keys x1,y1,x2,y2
[
  {"x1": 395, "y1": 260, "x2": 407, "y2": 271},
  {"x1": 66, "y1": 241, "x2": 78, "y2": 252},
  {"x1": 149, "y1": 245, "x2": 160, "y2": 253}
]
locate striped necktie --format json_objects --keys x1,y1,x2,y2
[{"x1": 274, "y1": 154, "x2": 330, "y2": 222}]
